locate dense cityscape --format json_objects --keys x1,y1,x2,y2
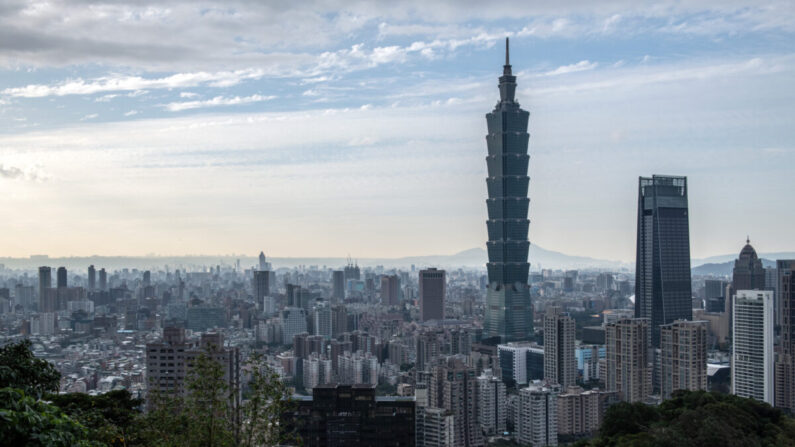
[{"x1": 2, "y1": 2, "x2": 794, "y2": 447}]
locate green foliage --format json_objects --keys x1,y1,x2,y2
[
  {"x1": 587, "y1": 390, "x2": 795, "y2": 447},
  {"x1": 0, "y1": 340, "x2": 61, "y2": 398},
  {"x1": 48, "y1": 390, "x2": 143, "y2": 446},
  {"x1": 239, "y1": 354, "x2": 298, "y2": 447},
  {"x1": 0, "y1": 387, "x2": 99, "y2": 447}
]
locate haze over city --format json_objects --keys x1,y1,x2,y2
[{"x1": 1, "y1": 1, "x2": 794, "y2": 261}]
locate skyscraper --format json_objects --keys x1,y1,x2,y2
[
  {"x1": 733, "y1": 239, "x2": 766, "y2": 290},
  {"x1": 380, "y1": 274, "x2": 400, "y2": 306},
  {"x1": 38, "y1": 266, "x2": 51, "y2": 310},
  {"x1": 87, "y1": 265, "x2": 96, "y2": 291},
  {"x1": 775, "y1": 260, "x2": 795, "y2": 411},
  {"x1": 659, "y1": 320, "x2": 707, "y2": 400},
  {"x1": 57, "y1": 266, "x2": 67, "y2": 288},
  {"x1": 332, "y1": 270, "x2": 345, "y2": 302},
  {"x1": 419, "y1": 268, "x2": 445, "y2": 322},
  {"x1": 732, "y1": 290, "x2": 774, "y2": 404},
  {"x1": 258, "y1": 251, "x2": 267, "y2": 271},
  {"x1": 98, "y1": 268, "x2": 107, "y2": 291},
  {"x1": 252, "y1": 270, "x2": 270, "y2": 312},
  {"x1": 635, "y1": 175, "x2": 692, "y2": 347},
  {"x1": 543, "y1": 306, "x2": 576, "y2": 389},
  {"x1": 142, "y1": 270, "x2": 151, "y2": 287},
  {"x1": 484, "y1": 38, "x2": 533, "y2": 342}
]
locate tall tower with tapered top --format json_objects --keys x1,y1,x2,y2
[{"x1": 484, "y1": 38, "x2": 533, "y2": 342}]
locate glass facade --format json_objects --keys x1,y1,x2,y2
[
  {"x1": 635, "y1": 175, "x2": 693, "y2": 347},
  {"x1": 484, "y1": 38, "x2": 533, "y2": 342}
]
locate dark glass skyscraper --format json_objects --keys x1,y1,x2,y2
[
  {"x1": 484, "y1": 39, "x2": 533, "y2": 342},
  {"x1": 635, "y1": 175, "x2": 692, "y2": 347}
]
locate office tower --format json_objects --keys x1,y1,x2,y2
[
  {"x1": 38, "y1": 266, "x2": 52, "y2": 310},
  {"x1": 605, "y1": 318, "x2": 650, "y2": 403},
  {"x1": 380, "y1": 274, "x2": 400, "y2": 306},
  {"x1": 252, "y1": 270, "x2": 270, "y2": 312},
  {"x1": 419, "y1": 268, "x2": 445, "y2": 322},
  {"x1": 543, "y1": 306, "x2": 576, "y2": 389},
  {"x1": 428, "y1": 357, "x2": 483, "y2": 447},
  {"x1": 332, "y1": 270, "x2": 345, "y2": 302},
  {"x1": 733, "y1": 239, "x2": 766, "y2": 290},
  {"x1": 146, "y1": 328, "x2": 240, "y2": 412},
  {"x1": 517, "y1": 381, "x2": 558, "y2": 447},
  {"x1": 477, "y1": 369, "x2": 506, "y2": 436},
  {"x1": 331, "y1": 304, "x2": 347, "y2": 336},
  {"x1": 416, "y1": 406, "x2": 455, "y2": 447},
  {"x1": 557, "y1": 386, "x2": 618, "y2": 438},
  {"x1": 659, "y1": 320, "x2": 707, "y2": 400},
  {"x1": 286, "y1": 384, "x2": 415, "y2": 447},
  {"x1": 282, "y1": 307, "x2": 308, "y2": 345},
  {"x1": 732, "y1": 290, "x2": 774, "y2": 404},
  {"x1": 87, "y1": 265, "x2": 96, "y2": 291},
  {"x1": 484, "y1": 38, "x2": 533, "y2": 342},
  {"x1": 775, "y1": 261, "x2": 795, "y2": 411},
  {"x1": 635, "y1": 175, "x2": 692, "y2": 347},
  {"x1": 142, "y1": 270, "x2": 151, "y2": 287},
  {"x1": 258, "y1": 251, "x2": 267, "y2": 271},
  {"x1": 57, "y1": 267, "x2": 67, "y2": 288},
  {"x1": 98, "y1": 268, "x2": 107, "y2": 291},
  {"x1": 498, "y1": 342, "x2": 544, "y2": 386},
  {"x1": 313, "y1": 303, "x2": 332, "y2": 340}
]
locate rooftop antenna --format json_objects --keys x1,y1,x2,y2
[{"x1": 505, "y1": 37, "x2": 510, "y2": 66}]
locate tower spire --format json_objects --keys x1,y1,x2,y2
[
  {"x1": 498, "y1": 37, "x2": 516, "y2": 103},
  {"x1": 506, "y1": 37, "x2": 510, "y2": 66}
]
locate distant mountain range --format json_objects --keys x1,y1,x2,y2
[{"x1": 1, "y1": 248, "x2": 793, "y2": 273}]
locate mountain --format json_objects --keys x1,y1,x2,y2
[
  {"x1": 692, "y1": 258, "x2": 777, "y2": 277},
  {"x1": 0, "y1": 245, "x2": 629, "y2": 271}
]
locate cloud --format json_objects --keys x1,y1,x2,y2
[
  {"x1": 0, "y1": 164, "x2": 46, "y2": 181},
  {"x1": 542, "y1": 60, "x2": 599, "y2": 76},
  {"x1": 81, "y1": 113, "x2": 98, "y2": 120},
  {"x1": 164, "y1": 94, "x2": 276, "y2": 112},
  {"x1": 124, "y1": 110, "x2": 139, "y2": 116},
  {"x1": 2, "y1": 69, "x2": 265, "y2": 98}
]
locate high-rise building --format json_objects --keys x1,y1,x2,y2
[
  {"x1": 258, "y1": 251, "x2": 270, "y2": 271},
  {"x1": 659, "y1": 320, "x2": 707, "y2": 400},
  {"x1": 98, "y1": 268, "x2": 107, "y2": 291},
  {"x1": 517, "y1": 381, "x2": 558, "y2": 447},
  {"x1": 775, "y1": 261, "x2": 795, "y2": 411},
  {"x1": 38, "y1": 266, "x2": 52, "y2": 310},
  {"x1": 483, "y1": 38, "x2": 533, "y2": 342},
  {"x1": 252, "y1": 270, "x2": 270, "y2": 312},
  {"x1": 732, "y1": 290, "x2": 774, "y2": 404},
  {"x1": 420, "y1": 268, "x2": 445, "y2": 322},
  {"x1": 733, "y1": 239, "x2": 766, "y2": 291},
  {"x1": 543, "y1": 307, "x2": 576, "y2": 389},
  {"x1": 332, "y1": 270, "x2": 345, "y2": 302},
  {"x1": 498, "y1": 342, "x2": 544, "y2": 386},
  {"x1": 605, "y1": 318, "x2": 650, "y2": 403},
  {"x1": 145, "y1": 328, "x2": 240, "y2": 412},
  {"x1": 87, "y1": 265, "x2": 96, "y2": 291},
  {"x1": 282, "y1": 307, "x2": 308, "y2": 345},
  {"x1": 416, "y1": 406, "x2": 455, "y2": 447},
  {"x1": 476, "y1": 369, "x2": 506, "y2": 436},
  {"x1": 313, "y1": 303, "x2": 332, "y2": 340},
  {"x1": 56, "y1": 267, "x2": 67, "y2": 288},
  {"x1": 142, "y1": 270, "x2": 151, "y2": 287},
  {"x1": 557, "y1": 386, "x2": 618, "y2": 438},
  {"x1": 635, "y1": 175, "x2": 692, "y2": 347},
  {"x1": 427, "y1": 357, "x2": 483, "y2": 447},
  {"x1": 381, "y1": 274, "x2": 400, "y2": 306}
]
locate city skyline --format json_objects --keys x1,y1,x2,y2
[{"x1": 1, "y1": 1, "x2": 794, "y2": 261}]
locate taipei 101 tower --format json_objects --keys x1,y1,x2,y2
[{"x1": 484, "y1": 38, "x2": 533, "y2": 341}]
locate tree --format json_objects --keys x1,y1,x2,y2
[
  {"x1": 49, "y1": 390, "x2": 143, "y2": 446},
  {"x1": 0, "y1": 340, "x2": 60, "y2": 398},
  {"x1": 183, "y1": 348, "x2": 236, "y2": 447},
  {"x1": 239, "y1": 354, "x2": 298, "y2": 447},
  {"x1": 0, "y1": 387, "x2": 98, "y2": 447}
]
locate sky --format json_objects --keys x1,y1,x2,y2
[{"x1": 0, "y1": 0, "x2": 794, "y2": 262}]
